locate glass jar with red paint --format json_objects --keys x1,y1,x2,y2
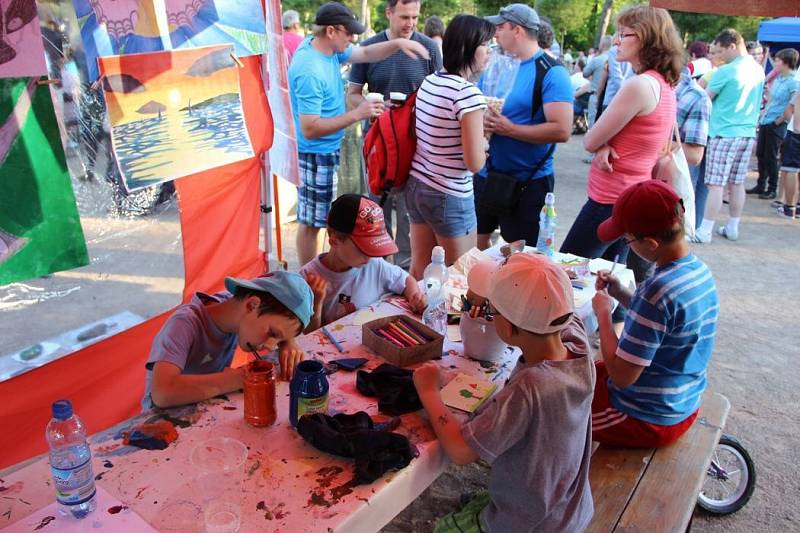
[{"x1": 243, "y1": 360, "x2": 276, "y2": 427}]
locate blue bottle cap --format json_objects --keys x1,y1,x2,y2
[{"x1": 52, "y1": 400, "x2": 73, "y2": 420}]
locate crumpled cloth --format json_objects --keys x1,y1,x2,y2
[{"x1": 356, "y1": 363, "x2": 422, "y2": 415}]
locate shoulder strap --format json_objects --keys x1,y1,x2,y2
[{"x1": 531, "y1": 53, "x2": 559, "y2": 118}]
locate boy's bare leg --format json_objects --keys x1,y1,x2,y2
[{"x1": 297, "y1": 224, "x2": 324, "y2": 267}]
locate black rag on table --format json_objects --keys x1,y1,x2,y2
[
  {"x1": 356, "y1": 363, "x2": 423, "y2": 415},
  {"x1": 296, "y1": 412, "x2": 417, "y2": 485}
]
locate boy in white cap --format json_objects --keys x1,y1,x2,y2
[
  {"x1": 143, "y1": 272, "x2": 314, "y2": 409},
  {"x1": 414, "y1": 253, "x2": 594, "y2": 532}
]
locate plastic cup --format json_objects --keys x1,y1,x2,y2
[
  {"x1": 460, "y1": 313, "x2": 507, "y2": 362},
  {"x1": 190, "y1": 437, "x2": 248, "y2": 533},
  {"x1": 365, "y1": 92, "x2": 384, "y2": 104}
]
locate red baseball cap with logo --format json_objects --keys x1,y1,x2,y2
[
  {"x1": 597, "y1": 180, "x2": 684, "y2": 242},
  {"x1": 328, "y1": 194, "x2": 399, "y2": 257}
]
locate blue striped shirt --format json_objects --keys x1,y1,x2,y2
[{"x1": 610, "y1": 254, "x2": 719, "y2": 425}]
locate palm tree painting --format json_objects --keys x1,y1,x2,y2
[{"x1": 98, "y1": 44, "x2": 253, "y2": 192}]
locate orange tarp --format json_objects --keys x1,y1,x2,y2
[
  {"x1": 0, "y1": 55, "x2": 273, "y2": 469},
  {"x1": 651, "y1": 0, "x2": 799, "y2": 17}
]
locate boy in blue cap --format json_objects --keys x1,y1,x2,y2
[{"x1": 143, "y1": 272, "x2": 314, "y2": 409}]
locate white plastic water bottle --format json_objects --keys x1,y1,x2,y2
[
  {"x1": 422, "y1": 246, "x2": 449, "y2": 336},
  {"x1": 46, "y1": 400, "x2": 97, "y2": 518},
  {"x1": 536, "y1": 192, "x2": 557, "y2": 257}
]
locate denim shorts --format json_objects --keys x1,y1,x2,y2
[{"x1": 404, "y1": 177, "x2": 476, "y2": 237}]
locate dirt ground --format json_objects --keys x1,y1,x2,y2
[{"x1": 3, "y1": 135, "x2": 798, "y2": 531}]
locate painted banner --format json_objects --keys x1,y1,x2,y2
[
  {"x1": 0, "y1": 0, "x2": 47, "y2": 77},
  {"x1": 98, "y1": 44, "x2": 254, "y2": 191},
  {"x1": 73, "y1": 0, "x2": 266, "y2": 81},
  {"x1": 0, "y1": 78, "x2": 88, "y2": 285}
]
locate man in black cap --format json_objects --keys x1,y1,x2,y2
[{"x1": 289, "y1": 2, "x2": 430, "y2": 267}]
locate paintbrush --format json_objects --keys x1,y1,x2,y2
[{"x1": 245, "y1": 342, "x2": 267, "y2": 361}]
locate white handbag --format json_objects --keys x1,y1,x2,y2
[{"x1": 652, "y1": 122, "x2": 696, "y2": 239}]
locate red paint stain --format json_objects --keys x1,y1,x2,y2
[
  {"x1": 135, "y1": 486, "x2": 149, "y2": 500},
  {"x1": 33, "y1": 515, "x2": 55, "y2": 530},
  {"x1": 107, "y1": 505, "x2": 128, "y2": 514},
  {"x1": 222, "y1": 406, "x2": 237, "y2": 411}
]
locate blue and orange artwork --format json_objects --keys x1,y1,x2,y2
[
  {"x1": 73, "y1": 0, "x2": 266, "y2": 80},
  {"x1": 98, "y1": 44, "x2": 254, "y2": 192}
]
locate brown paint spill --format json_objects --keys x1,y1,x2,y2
[
  {"x1": 256, "y1": 501, "x2": 288, "y2": 520},
  {"x1": 135, "y1": 486, "x2": 148, "y2": 500},
  {"x1": 223, "y1": 406, "x2": 237, "y2": 411},
  {"x1": 107, "y1": 505, "x2": 128, "y2": 514},
  {"x1": 315, "y1": 466, "x2": 343, "y2": 489},
  {"x1": 33, "y1": 516, "x2": 55, "y2": 530},
  {"x1": 329, "y1": 480, "x2": 356, "y2": 501},
  {"x1": 103, "y1": 460, "x2": 113, "y2": 468},
  {"x1": 307, "y1": 467, "x2": 357, "y2": 508},
  {"x1": 0, "y1": 481, "x2": 23, "y2": 494}
]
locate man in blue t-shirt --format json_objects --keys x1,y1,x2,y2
[
  {"x1": 476, "y1": 4, "x2": 573, "y2": 249},
  {"x1": 288, "y1": 2, "x2": 429, "y2": 267}
]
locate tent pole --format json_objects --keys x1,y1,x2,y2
[{"x1": 261, "y1": 152, "x2": 273, "y2": 272}]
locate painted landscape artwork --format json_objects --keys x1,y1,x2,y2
[
  {"x1": 166, "y1": 0, "x2": 267, "y2": 56},
  {"x1": 0, "y1": 78, "x2": 88, "y2": 285},
  {"x1": 0, "y1": 0, "x2": 47, "y2": 77},
  {"x1": 98, "y1": 44, "x2": 254, "y2": 191}
]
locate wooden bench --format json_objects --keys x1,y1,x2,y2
[{"x1": 587, "y1": 392, "x2": 730, "y2": 533}]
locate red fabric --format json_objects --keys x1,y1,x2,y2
[
  {"x1": 650, "y1": 0, "x2": 798, "y2": 17},
  {"x1": 0, "y1": 55, "x2": 273, "y2": 470},
  {"x1": 364, "y1": 92, "x2": 417, "y2": 197},
  {"x1": 591, "y1": 361, "x2": 698, "y2": 449}
]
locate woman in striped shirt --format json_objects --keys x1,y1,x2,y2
[{"x1": 405, "y1": 15, "x2": 494, "y2": 278}]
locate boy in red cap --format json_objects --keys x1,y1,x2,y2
[
  {"x1": 300, "y1": 194, "x2": 426, "y2": 331},
  {"x1": 592, "y1": 180, "x2": 719, "y2": 447}
]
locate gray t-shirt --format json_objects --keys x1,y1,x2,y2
[
  {"x1": 583, "y1": 52, "x2": 608, "y2": 92},
  {"x1": 463, "y1": 316, "x2": 595, "y2": 532},
  {"x1": 348, "y1": 31, "x2": 442, "y2": 99},
  {"x1": 142, "y1": 292, "x2": 237, "y2": 409},
  {"x1": 300, "y1": 255, "x2": 408, "y2": 326}
]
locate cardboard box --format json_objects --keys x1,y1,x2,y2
[{"x1": 361, "y1": 315, "x2": 443, "y2": 367}]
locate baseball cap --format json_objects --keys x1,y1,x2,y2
[
  {"x1": 488, "y1": 253, "x2": 573, "y2": 335},
  {"x1": 597, "y1": 180, "x2": 684, "y2": 242},
  {"x1": 467, "y1": 259, "x2": 501, "y2": 298},
  {"x1": 224, "y1": 272, "x2": 314, "y2": 329},
  {"x1": 328, "y1": 194, "x2": 399, "y2": 257},
  {"x1": 486, "y1": 4, "x2": 540, "y2": 30},
  {"x1": 315, "y1": 2, "x2": 365, "y2": 35},
  {"x1": 688, "y1": 57, "x2": 711, "y2": 79}
]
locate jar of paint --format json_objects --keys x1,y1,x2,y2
[
  {"x1": 243, "y1": 360, "x2": 276, "y2": 427},
  {"x1": 289, "y1": 360, "x2": 329, "y2": 427}
]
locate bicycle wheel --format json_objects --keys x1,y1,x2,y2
[{"x1": 697, "y1": 434, "x2": 756, "y2": 515}]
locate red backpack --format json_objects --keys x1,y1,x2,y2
[{"x1": 362, "y1": 92, "x2": 417, "y2": 206}]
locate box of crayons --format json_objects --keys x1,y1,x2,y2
[{"x1": 362, "y1": 315, "x2": 444, "y2": 367}]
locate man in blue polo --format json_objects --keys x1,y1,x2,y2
[
  {"x1": 289, "y1": 2, "x2": 429, "y2": 266},
  {"x1": 475, "y1": 4, "x2": 573, "y2": 249}
]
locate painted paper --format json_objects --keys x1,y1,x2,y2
[
  {"x1": 0, "y1": 0, "x2": 47, "y2": 77},
  {"x1": 73, "y1": 0, "x2": 266, "y2": 81},
  {"x1": 0, "y1": 78, "x2": 88, "y2": 285},
  {"x1": 98, "y1": 44, "x2": 254, "y2": 191},
  {"x1": 166, "y1": 0, "x2": 266, "y2": 56}
]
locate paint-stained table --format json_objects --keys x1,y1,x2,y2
[
  {"x1": 0, "y1": 252, "x2": 631, "y2": 532},
  {"x1": 0, "y1": 299, "x2": 520, "y2": 533}
]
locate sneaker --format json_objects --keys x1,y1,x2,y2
[
  {"x1": 689, "y1": 230, "x2": 712, "y2": 243},
  {"x1": 758, "y1": 191, "x2": 777, "y2": 200},
  {"x1": 718, "y1": 225, "x2": 739, "y2": 241},
  {"x1": 582, "y1": 156, "x2": 593, "y2": 164},
  {"x1": 777, "y1": 206, "x2": 797, "y2": 219},
  {"x1": 746, "y1": 186, "x2": 765, "y2": 195},
  {"x1": 771, "y1": 200, "x2": 785, "y2": 208}
]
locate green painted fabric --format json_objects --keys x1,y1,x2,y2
[
  {"x1": 433, "y1": 491, "x2": 490, "y2": 533},
  {"x1": 0, "y1": 78, "x2": 88, "y2": 285}
]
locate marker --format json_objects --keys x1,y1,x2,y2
[
  {"x1": 386, "y1": 322, "x2": 421, "y2": 346},
  {"x1": 321, "y1": 326, "x2": 345, "y2": 353},
  {"x1": 391, "y1": 320, "x2": 426, "y2": 344},
  {"x1": 375, "y1": 327, "x2": 405, "y2": 347}
]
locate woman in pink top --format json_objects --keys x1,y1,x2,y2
[{"x1": 561, "y1": 6, "x2": 683, "y2": 265}]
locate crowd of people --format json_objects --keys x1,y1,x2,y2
[{"x1": 142, "y1": 2, "x2": 797, "y2": 531}]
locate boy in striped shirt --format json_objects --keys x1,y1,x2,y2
[{"x1": 591, "y1": 180, "x2": 719, "y2": 447}]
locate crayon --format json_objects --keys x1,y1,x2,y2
[
  {"x1": 386, "y1": 322, "x2": 421, "y2": 346},
  {"x1": 374, "y1": 327, "x2": 405, "y2": 347},
  {"x1": 391, "y1": 320, "x2": 427, "y2": 344},
  {"x1": 377, "y1": 326, "x2": 410, "y2": 347},
  {"x1": 399, "y1": 319, "x2": 434, "y2": 342},
  {"x1": 321, "y1": 326, "x2": 345, "y2": 353}
]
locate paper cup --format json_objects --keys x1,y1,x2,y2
[{"x1": 365, "y1": 92, "x2": 384, "y2": 103}]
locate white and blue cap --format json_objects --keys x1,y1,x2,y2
[
  {"x1": 224, "y1": 272, "x2": 314, "y2": 329},
  {"x1": 485, "y1": 4, "x2": 540, "y2": 30}
]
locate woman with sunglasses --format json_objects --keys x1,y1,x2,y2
[
  {"x1": 560, "y1": 6, "x2": 683, "y2": 274},
  {"x1": 405, "y1": 15, "x2": 495, "y2": 278}
]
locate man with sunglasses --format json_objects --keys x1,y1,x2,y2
[{"x1": 289, "y1": 2, "x2": 430, "y2": 267}]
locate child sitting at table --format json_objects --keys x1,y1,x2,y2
[
  {"x1": 300, "y1": 194, "x2": 426, "y2": 331},
  {"x1": 591, "y1": 180, "x2": 719, "y2": 447},
  {"x1": 414, "y1": 253, "x2": 595, "y2": 532},
  {"x1": 142, "y1": 272, "x2": 314, "y2": 409}
]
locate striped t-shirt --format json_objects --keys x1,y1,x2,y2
[
  {"x1": 410, "y1": 71, "x2": 486, "y2": 198},
  {"x1": 610, "y1": 254, "x2": 719, "y2": 425}
]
